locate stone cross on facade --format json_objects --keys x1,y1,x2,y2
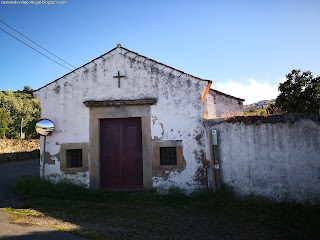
[{"x1": 113, "y1": 71, "x2": 125, "y2": 88}]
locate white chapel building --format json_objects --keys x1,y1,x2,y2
[{"x1": 34, "y1": 44, "x2": 244, "y2": 192}]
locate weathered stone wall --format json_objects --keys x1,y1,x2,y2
[
  {"x1": 0, "y1": 139, "x2": 40, "y2": 162},
  {"x1": 204, "y1": 113, "x2": 320, "y2": 203},
  {"x1": 0, "y1": 139, "x2": 40, "y2": 154}
]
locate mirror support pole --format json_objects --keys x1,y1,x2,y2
[{"x1": 42, "y1": 135, "x2": 46, "y2": 180}]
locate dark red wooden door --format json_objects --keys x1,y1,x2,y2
[{"x1": 100, "y1": 118, "x2": 143, "y2": 188}]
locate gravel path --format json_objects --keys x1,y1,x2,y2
[
  {"x1": 0, "y1": 211, "x2": 87, "y2": 240},
  {"x1": 12, "y1": 200, "x2": 283, "y2": 240},
  {"x1": 0, "y1": 160, "x2": 291, "y2": 240}
]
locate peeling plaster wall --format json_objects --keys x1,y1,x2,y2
[
  {"x1": 207, "y1": 90, "x2": 244, "y2": 118},
  {"x1": 204, "y1": 113, "x2": 320, "y2": 203},
  {"x1": 202, "y1": 91, "x2": 215, "y2": 119},
  {"x1": 34, "y1": 47, "x2": 210, "y2": 191},
  {"x1": 151, "y1": 89, "x2": 208, "y2": 193}
]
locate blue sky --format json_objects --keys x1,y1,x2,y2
[{"x1": 0, "y1": 0, "x2": 319, "y2": 103}]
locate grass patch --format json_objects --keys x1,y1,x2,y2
[
  {"x1": 69, "y1": 230, "x2": 106, "y2": 240},
  {"x1": 10, "y1": 176, "x2": 320, "y2": 239},
  {"x1": 2, "y1": 207, "x2": 45, "y2": 217}
]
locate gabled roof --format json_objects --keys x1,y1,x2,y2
[
  {"x1": 209, "y1": 89, "x2": 245, "y2": 101},
  {"x1": 34, "y1": 44, "x2": 211, "y2": 92}
]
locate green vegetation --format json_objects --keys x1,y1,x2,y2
[
  {"x1": 244, "y1": 69, "x2": 319, "y2": 117},
  {"x1": 0, "y1": 87, "x2": 40, "y2": 139},
  {"x1": 275, "y1": 69, "x2": 320, "y2": 114},
  {"x1": 0, "y1": 108, "x2": 9, "y2": 138},
  {"x1": 244, "y1": 102, "x2": 282, "y2": 117},
  {"x1": 6, "y1": 176, "x2": 320, "y2": 239}
]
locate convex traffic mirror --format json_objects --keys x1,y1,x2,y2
[{"x1": 35, "y1": 119, "x2": 54, "y2": 136}]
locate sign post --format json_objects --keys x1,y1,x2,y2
[
  {"x1": 35, "y1": 119, "x2": 54, "y2": 180},
  {"x1": 212, "y1": 130, "x2": 221, "y2": 192},
  {"x1": 209, "y1": 130, "x2": 221, "y2": 192}
]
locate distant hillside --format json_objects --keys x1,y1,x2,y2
[{"x1": 244, "y1": 99, "x2": 275, "y2": 110}]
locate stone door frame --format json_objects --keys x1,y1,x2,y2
[{"x1": 85, "y1": 100, "x2": 155, "y2": 189}]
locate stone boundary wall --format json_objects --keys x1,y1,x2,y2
[
  {"x1": 0, "y1": 139, "x2": 40, "y2": 162},
  {"x1": 204, "y1": 113, "x2": 320, "y2": 203}
]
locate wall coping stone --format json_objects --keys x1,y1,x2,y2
[{"x1": 204, "y1": 112, "x2": 320, "y2": 127}]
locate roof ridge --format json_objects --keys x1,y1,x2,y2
[
  {"x1": 34, "y1": 46, "x2": 118, "y2": 92},
  {"x1": 34, "y1": 44, "x2": 210, "y2": 92},
  {"x1": 210, "y1": 88, "x2": 245, "y2": 101},
  {"x1": 118, "y1": 45, "x2": 206, "y2": 81}
]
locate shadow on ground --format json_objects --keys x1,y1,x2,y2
[{"x1": 0, "y1": 229, "x2": 87, "y2": 240}]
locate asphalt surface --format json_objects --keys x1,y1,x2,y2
[
  {"x1": 0, "y1": 159, "x2": 87, "y2": 240},
  {"x1": 0, "y1": 159, "x2": 39, "y2": 208}
]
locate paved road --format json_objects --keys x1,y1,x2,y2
[
  {"x1": 0, "y1": 159, "x2": 39, "y2": 208},
  {"x1": 0, "y1": 159, "x2": 87, "y2": 240}
]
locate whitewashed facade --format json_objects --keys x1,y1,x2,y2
[
  {"x1": 34, "y1": 44, "x2": 215, "y2": 192},
  {"x1": 206, "y1": 89, "x2": 245, "y2": 118}
]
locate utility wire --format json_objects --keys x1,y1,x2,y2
[
  {"x1": 0, "y1": 20, "x2": 76, "y2": 69},
  {"x1": 0, "y1": 27, "x2": 72, "y2": 71}
]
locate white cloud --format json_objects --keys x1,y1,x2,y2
[{"x1": 214, "y1": 78, "x2": 281, "y2": 104}]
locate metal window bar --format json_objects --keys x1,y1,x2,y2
[
  {"x1": 66, "y1": 149, "x2": 83, "y2": 168},
  {"x1": 160, "y1": 147, "x2": 177, "y2": 165}
]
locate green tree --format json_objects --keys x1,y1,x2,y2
[
  {"x1": 22, "y1": 85, "x2": 32, "y2": 93},
  {"x1": 0, "y1": 89, "x2": 40, "y2": 139},
  {"x1": 0, "y1": 108, "x2": 9, "y2": 138},
  {"x1": 275, "y1": 69, "x2": 320, "y2": 113}
]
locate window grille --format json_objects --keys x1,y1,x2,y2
[
  {"x1": 160, "y1": 147, "x2": 177, "y2": 165},
  {"x1": 66, "y1": 149, "x2": 83, "y2": 168}
]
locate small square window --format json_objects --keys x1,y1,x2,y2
[
  {"x1": 160, "y1": 147, "x2": 177, "y2": 165},
  {"x1": 66, "y1": 149, "x2": 83, "y2": 168}
]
